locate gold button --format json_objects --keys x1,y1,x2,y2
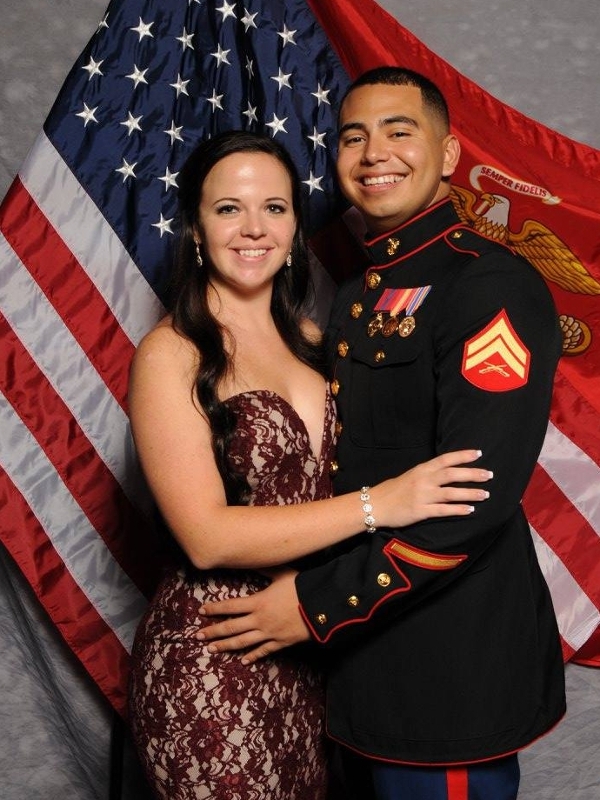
[
  {"x1": 377, "y1": 573, "x2": 391, "y2": 587},
  {"x1": 337, "y1": 340, "x2": 349, "y2": 358},
  {"x1": 366, "y1": 272, "x2": 381, "y2": 289},
  {"x1": 330, "y1": 379, "x2": 340, "y2": 396},
  {"x1": 329, "y1": 460, "x2": 339, "y2": 475},
  {"x1": 335, "y1": 421, "x2": 343, "y2": 437},
  {"x1": 374, "y1": 350, "x2": 386, "y2": 363},
  {"x1": 347, "y1": 595, "x2": 360, "y2": 607},
  {"x1": 350, "y1": 302, "x2": 363, "y2": 319},
  {"x1": 315, "y1": 613, "x2": 327, "y2": 625},
  {"x1": 451, "y1": 230, "x2": 463, "y2": 239}
]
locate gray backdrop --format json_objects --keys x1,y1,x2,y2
[{"x1": 1, "y1": 1, "x2": 599, "y2": 798}]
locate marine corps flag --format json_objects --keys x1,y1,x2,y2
[{"x1": 1, "y1": 0, "x2": 599, "y2": 717}]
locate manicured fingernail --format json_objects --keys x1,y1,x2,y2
[
  {"x1": 482, "y1": 490, "x2": 490, "y2": 499},
  {"x1": 467, "y1": 506, "x2": 475, "y2": 514},
  {"x1": 196, "y1": 632, "x2": 205, "y2": 640},
  {"x1": 487, "y1": 471, "x2": 494, "y2": 479}
]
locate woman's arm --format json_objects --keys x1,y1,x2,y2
[{"x1": 129, "y1": 324, "x2": 491, "y2": 571}]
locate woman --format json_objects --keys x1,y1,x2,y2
[{"x1": 128, "y1": 131, "x2": 491, "y2": 799}]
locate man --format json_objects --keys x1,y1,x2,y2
[{"x1": 199, "y1": 67, "x2": 566, "y2": 799}]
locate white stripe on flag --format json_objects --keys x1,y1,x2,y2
[
  {"x1": 0, "y1": 233, "x2": 146, "y2": 503},
  {"x1": 19, "y1": 132, "x2": 164, "y2": 345},
  {"x1": 531, "y1": 525, "x2": 600, "y2": 651},
  {"x1": 539, "y1": 421, "x2": 600, "y2": 536},
  {"x1": 0, "y1": 392, "x2": 146, "y2": 651}
]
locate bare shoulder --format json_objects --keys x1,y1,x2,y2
[
  {"x1": 130, "y1": 317, "x2": 200, "y2": 404},
  {"x1": 300, "y1": 316, "x2": 323, "y2": 344},
  {"x1": 134, "y1": 316, "x2": 198, "y2": 371}
]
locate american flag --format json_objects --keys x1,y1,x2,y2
[{"x1": 1, "y1": 0, "x2": 599, "y2": 717}]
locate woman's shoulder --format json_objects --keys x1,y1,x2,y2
[{"x1": 134, "y1": 315, "x2": 199, "y2": 373}]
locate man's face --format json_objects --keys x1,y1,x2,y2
[{"x1": 336, "y1": 83, "x2": 459, "y2": 234}]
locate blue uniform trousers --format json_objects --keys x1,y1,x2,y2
[{"x1": 336, "y1": 749, "x2": 520, "y2": 800}]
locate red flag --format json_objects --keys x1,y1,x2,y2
[{"x1": 307, "y1": 0, "x2": 600, "y2": 664}]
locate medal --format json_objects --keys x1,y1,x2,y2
[
  {"x1": 398, "y1": 315, "x2": 416, "y2": 337},
  {"x1": 381, "y1": 316, "x2": 399, "y2": 337},
  {"x1": 367, "y1": 313, "x2": 384, "y2": 337}
]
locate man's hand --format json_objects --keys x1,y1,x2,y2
[{"x1": 195, "y1": 568, "x2": 311, "y2": 664}]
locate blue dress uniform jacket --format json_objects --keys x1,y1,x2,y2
[{"x1": 295, "y1": 199, "x2": 566, "y2": 765}]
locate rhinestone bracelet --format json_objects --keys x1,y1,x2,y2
[{"x1": 360, "y1": 486, "x2": 376, "y2": 533}]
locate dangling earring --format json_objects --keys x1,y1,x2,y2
[
  {"x1": 286, "y1": 253, "x2": 292, "y2": 267},
  {"x1": 195, "y1": 242, "x2": 203, "y2": 267}
]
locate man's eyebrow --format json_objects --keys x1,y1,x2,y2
[
  {"x1": 338, "y1": 115, "x2": 419, "y2": 136},
  {"x1": 381, "y1": 115, "x2": 419, "y2": 129}
]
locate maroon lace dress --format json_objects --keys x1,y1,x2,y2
[{"x1": 129, "y1": 388, "x2": 336, "y2": 799}]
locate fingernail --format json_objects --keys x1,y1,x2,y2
[
  {"x1": 475, "y1": 450, "x2": 482, "y2": 458},
  {"x1": 486, "y1": 471, "x2": 494, "y2": 479},
  {"x1": 207, "y1": 644, "x2": 217, "y2": 653},
  {"x1": 196, "y1": 632, "x2": 205, "y2": 641},
  {"x1": 241, "y1": 658, "x2": 249, "y2": 666},
  {"x1": 482, "y1": 490, "x2": 490, "y2": 499},
  {"x1": 467, "y1": 506, "x2": 475, "y2": 514}
]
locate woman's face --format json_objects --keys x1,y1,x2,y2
[{"x1": 196, "y1": 151, "x2": 297, "y2": 298}]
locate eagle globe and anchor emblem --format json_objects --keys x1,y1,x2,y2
[{"x1": 450, "y1": 166, "x2": 599, "y2": 357}]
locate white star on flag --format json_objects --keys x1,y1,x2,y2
[
  {"x1": 164, "y1": 122, "x2": 184, "y2": 144},
  {"x1": 278, "y1": 25, "x2": 297, "y2": 46},
  {"x1": 131, "y1": 18, "x2": 154, "y2": 40},
  {"x1": 152, "y1": 214, "x2": 174, "y2": 237},
  {"x1": 116, "y1": 159, "x2": 137, "y2": 182},
  {"x1": 302, "y1": 171, "x2": 324, "y2": 193},
  {"x1": 312, "y1": 83, "x2": 331, "y2": 105},
  {"x1": 266, "y1": 113, "x2": 288, "y2": 136},
  {"x1": 126, "y1": 65, "x2": 149, "y2": 88},
  {"x1": 75, "y1": 103, "x2": 98, "y2": 126},
  {"x1": 121, "y1": 112, "x2": 143, "y2": 136},
  {"x1": 211, "y1": 44, "x2": 231, "y2": 66},
  {"x1": 271, "y1": 68, "x2": 292, "y2": 91},
  {"x1": 176, "y1": 28, "x2": 194, "y2": 49},
  {"x1": 158, "y1": 168, "x2": 179, "y2": 191},
  {"x1": 82, "y1": 58, "x2": 104, "y2": 80},
  {"x1": 170, "y1": 74, "x2": 190, "y2": 97}
]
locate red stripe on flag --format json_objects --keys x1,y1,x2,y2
[
  {"x1": 524, "y1": 464, "x2": 600, "y2": 608},
  {"x1": 0, "y1": 468, "x2": 130, "y2": 715},
  {"x1": 0, "y1": 314, "x2": 159, "y2": 595},
  {"x1": 0, "y1": 179, "x2": 135, "y2": 411}
]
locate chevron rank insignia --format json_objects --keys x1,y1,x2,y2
[{"x1": 461, "y1": 310, "x2": 530, "y2": 391}]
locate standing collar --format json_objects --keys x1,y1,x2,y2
[{"x1": 365, "y1": 199, "x2": 460, "y2": 267}]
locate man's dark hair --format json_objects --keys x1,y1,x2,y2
[{"x1": 341, "y1": 66, "x2": 450, "y2": 131}]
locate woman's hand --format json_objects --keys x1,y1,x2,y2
[{"x1": 371, "y1": 449, "x2": 492, "y2": 529}]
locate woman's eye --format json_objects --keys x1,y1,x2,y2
[
  {"x1": 216, "y1": 204, "x2": 238, "y2": 214},
  {"x1": 267, "y1": 204, "x2": 287, "y2": 214}
]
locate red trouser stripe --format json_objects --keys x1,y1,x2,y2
[{"x1": 446, "y1": 767, "x2": 469, "y2": 800}]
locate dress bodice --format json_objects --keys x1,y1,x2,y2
[{"x1": 224, "y1": 387, "x2": 336, "y2": 507}]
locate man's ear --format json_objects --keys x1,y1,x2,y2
[{"x1": 442, "y1": 134, "x2": 461, "y2": 179}]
